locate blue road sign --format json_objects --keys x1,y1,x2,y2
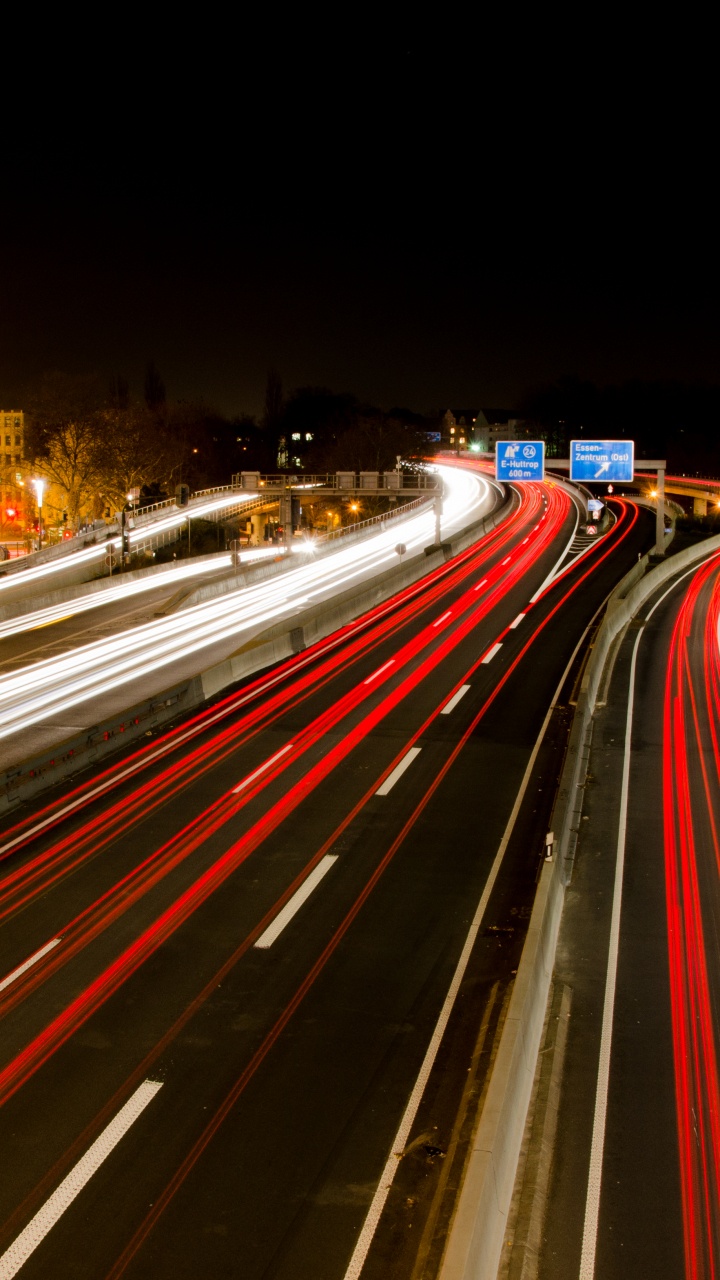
[
  {"x1": 495, "y1": 440, "x2": 545, "y2": 482},
  {"x1": 570, "y1": 440, "x2": 634, "y2": 482}
]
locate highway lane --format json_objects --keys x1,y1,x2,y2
[
  {"x1": 0, "y1": 546, "x2": 334, "y2": 669},
  {"x1": 0, "y1": 466, "x2": 489, "y2": 754},
  {"x1": 538, "y1": 546, "x2": 720, "y2": 1280},
  {"x1": 0, "y1": 489, "x2": 653, "y2": 1279}
]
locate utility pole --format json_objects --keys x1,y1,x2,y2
[
  {"x1": 655, "y1": 466, "x2": 666, "y2": 555},
  {"x1": 120, "y1": 509, "x2": 130, "y2": 567}
]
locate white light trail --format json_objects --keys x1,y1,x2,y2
[{"x1": 0, "y1": 468, "x2": 489, "y2": 744}]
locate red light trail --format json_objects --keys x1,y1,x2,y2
[{"x1": 663, "y1": 555, "x2": 720, "y2": 1278}]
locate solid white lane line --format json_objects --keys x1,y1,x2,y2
[
  {"x1": 0, "y1": 939, "x2": 62, "y2": 994},
  {"x1": 473, "y1": 578, "x2": 488, "y2": 592},
  {"x1": 375, "y1": 748, "x2": 422, "y2": 796},
  {"x1": 510, "y1": 613, "x2": 526, "y2": 630},
  {"x1": 254, "y1": 856, "x2": 338, "y2": 949},
  {"x1": 343, "y1": 675, "x2": 568, "y2": 1280},
  {"x1": 481, "y1": 642, "x2": 503, "y2": 664},
  {"x1": 0, "y1": 1080, "x2": 163, "y2": 1280},
  {"x1": 433, "y1": 611, "x2": 452, "y2": 628},
  {"x1": 232, "y1": 744, "x2": 293, "y2": 793},
  {"x1": 364, "y1": 660, "x2": 395, "y2": 685},
  {"x1": 440, "y1": 685, "x2": 470, "y2": 715},
  {"x1": 578, "y1": 627, "x2": 642, "y2": 1279}
]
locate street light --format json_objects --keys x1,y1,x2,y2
[{"x1": 33, "y1": 479, "x2": 46, "y2": 550}]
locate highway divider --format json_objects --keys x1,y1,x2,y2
[
  {"x1": 0, "y1": 489, "x2": 513, "y2": 813},
  {"x1": 438, "y1": 528, "x2": 720, "y2": 1280}
]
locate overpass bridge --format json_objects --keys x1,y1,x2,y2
[{"x1": 633, "y1": 471, "x2": 720, "y2": 515}]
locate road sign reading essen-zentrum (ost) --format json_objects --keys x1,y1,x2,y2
[
  {"x1": 495, "y1": 440, "x2": 545, "y2": 482},
  {"x1": 570, "y1": 440, "x2": 634, "y2": 483}
]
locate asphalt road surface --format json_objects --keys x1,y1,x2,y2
[
  {"x1": 0, "y1": 488, "x2": 653, "y2": 1280},
  {"x1": 537, "y1": 544, "x2": 720, "y2": 1280}
]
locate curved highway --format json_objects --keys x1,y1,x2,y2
[{"x1": 0, "y1": 480, "x2": 653, "y2": 1280}]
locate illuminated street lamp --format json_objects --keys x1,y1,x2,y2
[{"x1": 33, "y1": 478, "x2": 46, "y2": 550}]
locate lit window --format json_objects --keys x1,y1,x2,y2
[
  {"x1": 305, "y1": 432, "x2": 313, "y2": 441},
  {"x1": 291, "y1": 432, "x2": 301, "y2": 441}
]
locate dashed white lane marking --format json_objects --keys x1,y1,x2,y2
[
  {"x1": 0, "y1": 939, "x2": 62, "y2": 994},
  {"x1": 375, "y1": 747, "x2": 422, "y2": 796},
  {"x1": 255, "y1": 856, "x2": 338, "y2": 949},
  {"x1": 342, "y1": 677, "x2": 565, "y2": 1280},
  {"x1": 481, "y1": 642, "x2": 503, "y2": 664},
  {"x1": 473, "y1": 579, "x2": 488, "y2": 592},
  {"x1": 433, "y1": 611, "x2": 452, "y2": 628},
  {"x1": 522, "y1": 537, "x2": 529, "y2": 544},
  {"x1": 364, "y1": 659, "x2": 395, "y2": 685},
  {"x1": 440, "y1": 685, "x2": 470, "y2": 715},
  {"x1": 232, "y1": 744, "x2": 293, "y2": 793},
  {"x1": 510, "y1": 613, "x2": 526, "y2": 630},
  {"x1": 501, "y1": 556, "x2": 511, "y2": 565},
  {"x1": 0, "y1": 1080, "x2": 163, "y2": 1280}
]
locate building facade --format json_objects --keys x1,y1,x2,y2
[{"x1": 0, "y1": 410, "x2": 27, "y2": 537}]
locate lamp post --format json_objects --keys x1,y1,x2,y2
[{"x1": 33, "y1": 479, "x2": 46, "y2": 551}]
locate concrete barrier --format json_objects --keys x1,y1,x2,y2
[{"x1": 439, "y1": 530, "x2": 720, "y2": 1280}]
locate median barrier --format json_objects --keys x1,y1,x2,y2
[
  {"x1": 439, "y1": 529, "x2": 720, "y2": 1279},
  {"x1": 0, "y1": 488, "x2": 514, "y2": 813}
]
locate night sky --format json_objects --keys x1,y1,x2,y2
[{"x1": 3, "y1": 29, "x2": 716, "y2": 419}]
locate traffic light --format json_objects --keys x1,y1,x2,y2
[{"x1": 175, "y1": 483, "x2": 190, "y2": 507}]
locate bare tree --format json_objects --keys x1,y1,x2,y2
[{"x1": 24, "y1": 373, "x2": 107, "y2": 523}]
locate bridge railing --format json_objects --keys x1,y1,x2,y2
[
  {"x1": 230, "y1": 471, "x2": 438, "y2": 492},
  {"x1": 316, "y1": 493, "x2": 433, "y2": 544}
]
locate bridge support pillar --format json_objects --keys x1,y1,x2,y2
[
  {"x1": 654, "y1": 468, "x2": 666, "y2": 555},
  {"x1": 693, "y1": 495, "x2": 708, "y2": 517}
]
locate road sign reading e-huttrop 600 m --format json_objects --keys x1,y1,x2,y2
[
  {"x1": 495, "y1": 440, "x2": 545, "y2": 482},
  {"x1": 570, "y1": 440, "x2": 634, "y2": 482}
]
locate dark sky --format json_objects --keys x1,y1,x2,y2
[{"x1": 3, "y1": 28, "x2": 716, "y2": 419}]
